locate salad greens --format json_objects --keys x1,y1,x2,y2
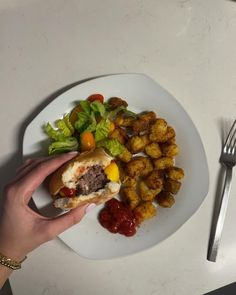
[
  {"x1": 44, "y1": 96, "x2": 133, "y2": 156},
  {"x1": 97, "y1": 138, "x2": 125, "y2": 157}
]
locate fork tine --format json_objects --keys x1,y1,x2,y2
[
  {"x1": 228, "y1": 124, "x2": 236, "y2": 152},
  {"x1": 224, "y1": 119, "x2": 236, "y2": 150}
]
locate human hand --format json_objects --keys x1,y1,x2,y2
[{"x1": 0, "y1": 152, "x2": 91, "y2": 262}]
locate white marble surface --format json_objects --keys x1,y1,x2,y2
[{"x1": 1, "y1": 0, "x2": 236, "y2": 294}]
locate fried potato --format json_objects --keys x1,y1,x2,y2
[
  {"x1": 115, "y1": 115, "x2": 135, "y2": 127},
  {"x1": 165, "y1": 167, "x2": 184, "y2": 181},
  {"x1": 116, "y1": 161, "x2": 126, "y2": 183},
  {"x1": 126, "y1": 156, "x2": 146, "y2": 177},
  {"x1": 157, "y1": 191, "x2": 175, "y2": 208},
  {"x1": 134, "y1": 201, "x2": 157, "y2": 222},
  {"x1": 149, "y1": 119, "x2": 168, "y2": 142},
  {"x1": 153, "y1": 157, "x2": 174, "y2": 170},
  {"x1": 140, "y1": 157, "x2": 153, "y2": 177},
  {"x1": 132, "y1": 118, "x2": 149, "y2": 133},
  {"x1": 139, "y1": 181, "x2": 161, "y2": 201},
  {"x1": 123, "y1": 176, "x2": 138, "y2": 188},
  {"x1": 164, "y1": 178, "x2": 181, "y2": 194},
  {"x1": 144, "y1": 170, "x2": 164, "y2": 190},
  {"x1": 139, "y1": 111, "x2": 156, "y2": 124},
  {"x1": 127, "y1": 134, "x2": 150, "y2": 154},
  {"x1": 161, "y1": 143, "x2": 179, "y2": 157},
  {"x1": 145, "y1": 142, "x2": 162, "y2": 159},
  {"x1": 108, "y1": 97, "x2": 128, "y2": 109},
  {"x1": 166, "y1": 136, "x2": 176, "y2": 144},
  {"x1": 122, "y1": 187, "x2": 140, "y2": 209},
  {"x1": 157, "y1": 126, "x2": 176, "y2": 143},
  {"x1": 109, "y1": 128, "x2": 127, "y2": 144},
  {"x1": 118, "y1": 147, "x2": 132, "y2": 163}
]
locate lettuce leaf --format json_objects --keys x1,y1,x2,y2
[
  {"x1": 97, "y1": 138, "x2": 125, "y2": 157},
  {"x1": 63, "y1": 114, "x2": 74, "y2": 134},
  {"x1": 84, "y1": 112, "x2": 97, "y2": 132},
  {"x1": 48, "y1": 137, "x2": 78, "y2": 155},
  {"x1": 95, "y1": 118, "x2": 110, "y2": 142},
  {"x1": 56, "y1": 119, "x2": 72, "y2": 137},
  {"x1": 79, "y1": 100, "x2": 91, "y2": 114},
  {"x1": 44, "y1": 123, "x2": 66, "y2": 141},
  {"x1": 90, "y1": 101, "x2": 105, "y2": 117},
  {"x1": 74, "y1": 112, "x2": 90, "y2": 132},
  {"x1": 106, "y1": 106, "x2": 126, "y2": 119}
]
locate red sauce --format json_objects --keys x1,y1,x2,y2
[
  {"x1": 60, "y1": 187, "x2": 76, "y2": 198},
  {"x1": 99, "y1": 198, "x2": 140, "y2": 237}
]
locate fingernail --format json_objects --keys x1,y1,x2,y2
[
  {"x1": 85, "y1": 203, "x2": 96, "y2": 213},
  {"x1": 68, "y1": 151, "x2": 78, "y2": 155}
]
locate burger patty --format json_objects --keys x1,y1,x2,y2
[{"x1": 76, "y1": 165, "x2": 108, "y2": 195}]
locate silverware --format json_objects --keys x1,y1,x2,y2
[{"x1": 207, "y1": 119, "x2": 236, "y2": 262}]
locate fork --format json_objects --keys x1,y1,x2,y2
[{"x1": 207, "y1": 119, "x2": 236, "y2": 262}]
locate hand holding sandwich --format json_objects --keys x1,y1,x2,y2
[{"x1": 0, "y1": 152, "x2": 93, "y2": 289}]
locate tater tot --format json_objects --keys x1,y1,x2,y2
[
  {"x1": 118, "y1": 147, "x2": 132, "y2": 163},
  {"x1": 115, "y1": 115, "x2": 134, "y2": 127},
  {"x1": 158, "y1": 126, "x2": 176, "y2": 143},
  {"x1": 132, "y1": 119, "x2": 149, "y2": 133},
  {"x1": 139, "y1": 111, "x2": 156, "y2": 124},
  {"x1": 123, "y1": 176, "x2": 137, "y2": 188},
  {"x1": 149, "y1": 119, "x2": 168, "y2": 142},
  {"x1": 165, "y1": 167, "x2": 184, "y2": 181},
  {"x1": 134, "y1": 201, "x2": 157, "y2": 222},
  {"x1": 157, "y1": 191, "x2": 175, "y2": 208},
  {"x1": 116, "y1": 161, "x2": 126, "y2": 183},
  {"x1": 153, "y1": 157, "x2": 174, "y2": 170},
  {"x1": 144, "y1": 170, "x2": 164, "y2": 190},
  {"x1": 161, "y1": 143, "x2": 179, "y2": 157},
  {"x1": 126, "y1": 157, "x2": 146, "y2": 177},
  {"x1": 164, "y1": 178, "x2": 181, "y2": 194},
  {"x1": 140, "y1": 157, "x2": 153, "y2": 177},
  {"x1": 145, "y1": 142, "x2": 162, "y2": 158},
  {"x1": 139, "y1": 181, "x2": 161, "y2": 201},
  {"x1": 108, "y1": 97, "x2": 128, "y2": 109},
  {"x1": 127, "y1": 134, "x2": 150, "y2": 154},
  {"x1": 109, "y1": 128, "x2": 127, "y2": 144},
  {"x1": 122, "y1": 187, "x2": 140, "y2": 209}
]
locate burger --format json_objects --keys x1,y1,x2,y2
[{"x1": 49, "y1": 148, "x2": 121, "y2": 209}]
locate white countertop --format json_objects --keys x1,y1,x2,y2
[{"x1": 1, "y1": 0, "x2": 236, "y2": 294}]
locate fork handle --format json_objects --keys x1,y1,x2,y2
[{"x1": 207, "y1": 166, "x2": 232, "y2": 262}]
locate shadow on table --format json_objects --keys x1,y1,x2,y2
[
  {"x1": 0, "y1": 280, "x2": 13, "y2": 295},
  {"x1": 204, "y1": 282, "x2": 236, "y2": 295}
]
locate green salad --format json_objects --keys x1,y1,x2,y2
[{"x1": 44, "y1": 94, "x2": 136, "y2": 157}]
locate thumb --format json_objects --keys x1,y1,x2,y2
[{"x1": 47, "y1": 203, "x2": 95, "y2": 237}]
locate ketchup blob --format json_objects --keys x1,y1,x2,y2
[{"x1": 99, "y1": 198, "x2": 140, "y2": 237}]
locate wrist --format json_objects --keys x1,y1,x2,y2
[{"x1": 0, "y1": 244, "x2": 27, "y2": 262}]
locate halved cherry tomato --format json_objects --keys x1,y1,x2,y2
[
  {"x1": 60, "y1": 187, "x2": 76, "y2": 198},
  {"x1": 69, "y1": 105, "x2": 83, "y2": 125},
  {"x1": 81, "y1": 131, "x2": 96, "y2": 151},
  {"x1": 87, "y1": 94, "x2": 104, "y2": 103}
]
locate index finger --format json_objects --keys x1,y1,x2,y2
[{"x1": 18, "y1": 152, "x2": 78, "y2": 196}]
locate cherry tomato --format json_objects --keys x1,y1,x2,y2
[
  {"x1": 60, "y1": 187, "x2": 76, "y2": 198},
  {"x1": 87, "y1": 94, "x2": 104, "y2": 103},
  {"x1": 69, "y1": 105, "x2": 83, "y2": 125},
  {"x1": 80, "y1": 131, "x2": 95, "y2": 152}
]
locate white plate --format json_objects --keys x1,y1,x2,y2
[{"x1": 23, "y1": 73, "x2": 209, "y2": 259}]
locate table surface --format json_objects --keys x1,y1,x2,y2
[{"x1": 1, "y1": 0, "x2": 236, "y2": 294}]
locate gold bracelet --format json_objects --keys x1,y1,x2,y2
[{"x1": 0, "y1": 252, "x2": 27, "y2": 270}]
